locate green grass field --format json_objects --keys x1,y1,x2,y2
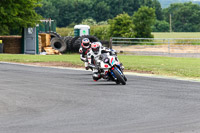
[
  {"x1": 0, "y1": 54, "x2": 200, "y2": 79},
  {"x1": 0, "y1": 54, "x2": 82, "y2": 66},
  {"x1": 56, "y1": 27, "x2": 74, "y2": 36},
  {"x1": 152, "y1": 32, "x2": 200, "y2": 38},
  {"x1": 118, "y1": 55, "x2": 200, "y2": 78}
]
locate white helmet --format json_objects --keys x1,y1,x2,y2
[{"x1": 91, "y1": 42, "x2": 102, "y2": 55}]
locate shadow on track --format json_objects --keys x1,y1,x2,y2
[
  {"x1": 70, "y1": 73, "x2": 92, "y2": 76},
  {"x1": 88, "y1": 80, "x2": 127, "y2": 86},
  {"x1": 90, "y1": 83, "x2": 118, "y2": 86}
]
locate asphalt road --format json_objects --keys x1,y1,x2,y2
[{"x1": 0, "y1": 63, "x2": 200, "y2": 133}]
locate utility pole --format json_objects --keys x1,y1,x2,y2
[{"x1": 170, "y1": 14, "x2": 172, "y2": 32}]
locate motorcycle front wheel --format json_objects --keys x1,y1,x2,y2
[{"x1": 113, "y1": 68, "x2": 126, "y2": 85}]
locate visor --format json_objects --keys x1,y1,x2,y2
[
  {"x1": 84, "y1": 42, "x2": 90, "y2": 46},
  {"x1": 92, "y1": 47, "x2": 100, "y2": 54}
]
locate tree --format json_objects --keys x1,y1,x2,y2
[
  {"x1": 0, "y1": 0, "x2": 42, "y2": 35},
  {"x1": 133, "y1": 6, "x2": 156, "y2": 38},
  {"x1": 35, "y1": 0, "x2": 59, "y2": 20},
  {"x1": 152, "y1": 20, "x2": 169, "y2": 32},
  {"x1": 81, "y1": 18, "x2": 97, "y2": 25},
  {"x1": 55, "y1": 0, "x2": 74, "y2": 27},
  {"x1": 163, "y1": 3, "x2": 184, "y2": 24},
  {"x1": 109, "y1": 13, "x2": 135, "y2": 38},
  {"x1": 122, "y1": 0, "x2": 142, "y2": 16},
  {"x1": 103, "y1": 0, "x2": 124, "y2": 19},
  {"x1": 35, "y1": 0, "x2": 164, "y2": 27},
  {"x1": 58, "y1": 0, "x2": 94, "y2": 27},
  {"x1": 152, "y1": 0, "x2": 163, "y2": 20},
  {"x1": 163, "y1": 2, "x2": 200, "y2": 32},
  {"x1": 92, "y1": 1, "x2": 110, "y2": 22},
  {"x1": 138, "y1": 0, "x2": 163, "y2": 20},
  {"x1": 35, "y1": 0, "x2": 164, "y2": 28}
]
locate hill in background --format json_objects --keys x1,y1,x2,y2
[{"x1": 159, "y1": 0, "x2": 200, "y2": 8}]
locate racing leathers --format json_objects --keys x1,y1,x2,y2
[{"x1": 79, "y1": 46, "x2": 91, "y2": 70}]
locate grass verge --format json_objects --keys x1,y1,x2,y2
[
  {"x1": 0, "y1": 54, "x2": 82, "y2": 65},
  {"x1": 0, "y1": 54, "x2": 200, "y2": 79},
  {"x1": 118, "y1": 55, "x2": 200, "y2": 78},
  {"x1": 152, "y1": 32, "x2": 200, "y2": 38}
]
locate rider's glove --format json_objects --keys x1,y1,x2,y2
[
  {"x1": 79, "y1": 48, "x2": 83, "y2": 54},
  {"x1": 111, "y1": 49, "x2": 117, "y2": 55}
]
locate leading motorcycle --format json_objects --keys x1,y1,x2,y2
[{"x1": 87, "y1": 52, "x2": 127, "y2": 85}]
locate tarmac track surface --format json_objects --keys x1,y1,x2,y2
[{"x1": 0, "y1": 63, "x2": 200, "y2": 133}]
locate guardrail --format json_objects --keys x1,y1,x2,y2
[{"x1": 109, "y1": 37, "x2": 200, "y2": 56}]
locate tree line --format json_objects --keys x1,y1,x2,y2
[
  {"x1": 35, "y1": 0, "x2": 162, "y2": 27},
  {"x1": 35, "y1": 0, "x2": 200, "y2": 32},
  {"x1": 163, "y1": 2, "x2": 200, "y2": 32},
  {"x1": 0, "y1": 0, "x2": 42, "y2": 35},
  {"x1": 1, "y1": 0, "x2": 200, "y2": 35}
]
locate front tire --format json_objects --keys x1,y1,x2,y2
[
  {"x1": 113, "y1": 68, "x2": 126, "y2": 85},
  {"x1": 124, "y1": 76, "x2": 127, "y2": 81}
]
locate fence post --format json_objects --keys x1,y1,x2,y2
[
  {"x1": 168, "y1": 39, "x2": 170, "y2": 54},
  {"x1": 109, "y1": 37, "x2": 113, "y2": 49}
]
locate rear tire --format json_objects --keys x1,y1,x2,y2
[
  {"x1": 48, "y1": 31, "x2": 62, "y2": 39},
  {"x1": 81, "y1": 35, "x2": 99, "y2": 43},
  {"x1": 50, "y1": 37, "x2": 67, "y2": 53},
  {"x1": 64, "y1": 36, "x2": 73, "y2": 51},
  {"x1": 113, "y1": 68, "x2": 126, "y2": 85},
  {"x1": 73, "y1": 37, "x2": 82, "y2": 52},
  {"x1": 124, "y1": 76, "x2": 127, "y2": 81},
  {"x1": 69, "y1": 36, "x2": 79, "y2": 52}
]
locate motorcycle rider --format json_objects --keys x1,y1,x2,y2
[
  {"x1": 87, "y1": 42, "x2": 120, "y2": 81},
  {"x1": 79, "y1": 38, "x2": 91, "y2": 70}
]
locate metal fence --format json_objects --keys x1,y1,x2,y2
[{"x1": 109, "y1": 37, "x2": 200, "y2": 57}]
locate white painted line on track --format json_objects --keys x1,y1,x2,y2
[
  {"x1": 1, "y1": 61, "x2": 200, "y2": 83},
  {"x1": 124, "y1": 71, "x2": 200, "y2": 82}
]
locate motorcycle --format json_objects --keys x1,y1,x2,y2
[{"x1": 87, "y1": 52, "x2": 127, "y2": 85}]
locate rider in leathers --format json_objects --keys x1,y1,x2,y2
[{"x1": 79, "y1": 38, "x2": 91, "y2": 70}]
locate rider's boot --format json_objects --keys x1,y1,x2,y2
[
  {"x1": 92, "y1": 69, "x2": 101, "y2": 81},
  {"x1": 85, "y1": 62, "x2": 89, "y2": 70}
]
